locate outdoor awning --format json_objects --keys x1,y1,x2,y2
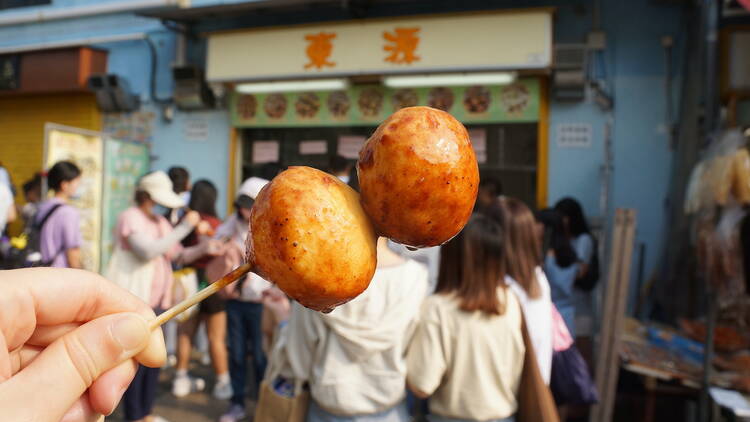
[{"x1": 205, "y1": 9, "x2": 553, "y2": 83}]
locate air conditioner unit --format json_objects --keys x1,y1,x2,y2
[
  {"x1": 552, "y1": 44, "x2": 587, "y2": 102},
  {"x1": 87, "y1": 74, "x2": 139, "y2": 112},
  {"x1": 173, "y1": 66, "x2": 215, "y2": 110}
]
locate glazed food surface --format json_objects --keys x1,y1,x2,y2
[
  {"x1": 357, "y1": 106, "x2": 479, "y2": 248},
  {"x1": 247, "y1": 166, "x2": 377, "y2": 312}
]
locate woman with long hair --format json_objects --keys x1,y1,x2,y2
[
  {"x1": 492, "y1": 197, "x2": 553, "y2": 384},
  {"x1": 173, "y1": 180, "x2": 233, "y2": 400},
  {"x1": 407, "y1": 214, "x2": 525, "y2": 422},
  {"x1": 537, "y1": 208, "x2": 579, "y2": 335}
]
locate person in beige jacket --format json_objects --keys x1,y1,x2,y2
[{"x1": 273, "y1": 237, "x2": 429, "y2": 421}]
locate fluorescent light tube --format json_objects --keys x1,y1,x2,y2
[
  {"x1": 384, "y1": 72, "x2": 516, "y2": 88},
  {"x1": 236, "y1": 78, "x2": 348, "y2": 94}
]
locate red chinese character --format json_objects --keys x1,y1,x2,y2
[
  {"x1": 383, "y1": 27, "x2": 421, "y2": 64},
  {"x1": 304, "y1": 32, "x2": 337, "y2": 69}
]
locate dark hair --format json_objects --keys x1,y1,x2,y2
[
  {"x1": 134, "y1": 190, "x2": 151, "y2": 206},
  {"x1": 47, "y1": 161, "x2": 81, "y2": 191},
  {"x1": 188, "y1": 179, "x2": 218, "y2": 217},
  {"x1": 347, "y1": 165, "x2": 360, "y2": 192},
  {"x1": 536, "y1": 208, "x2": 577, "y2": 268},
  {"x1": 22, "y1": 173, "x2": 42, "y2": 196},
  {"x1": 168, "y1": 167, "x2": 190, "y2": 194},
  {"x1": 554, "y1": 197, "x2": 590, "y2": 237},
  {"x1": 436, "y1": 214, "x2": 507, "y2": 316},
  {"x1": 329, "y1": 155, "x2": 350, "y2": 174},
  {"x1": 491, "y1": 197, "x2": 542, "y2": 298},
  {"x1": 258, "y1": 163, "x2": 283, "y2": 181},
  {"x1": 479, "y1": 178, "x2": 503, "y2": 197}
]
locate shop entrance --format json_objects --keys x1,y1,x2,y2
[{"x1": 241, "y1": 121, "x2": 538, "y2": 208}]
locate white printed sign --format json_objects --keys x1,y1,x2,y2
[
  {"x1": 184, "y1": 117, "x2": 209, "y2": 142},
  {"x1": 556, "y1": 123, "x2": 592, "y2": 148},
  {"x1": 299, "y1": 140, "x2": 328, "y2": 155},
  {"x1": 468, "y1": 128, "x2": 487, "y2": 163},
  {"x1": 252, "y1": 140, "x2": 280, "y2": 163},
  {"x1": 337, "y1": 135, "x2": 366, "y2": 159}
]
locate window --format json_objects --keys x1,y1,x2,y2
[{"x1": 0, "y1": 0, "x2": 51, "y2": 11}]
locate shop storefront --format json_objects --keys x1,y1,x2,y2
[
  {"x1": 0, "y1": 47, "x2": 106, "y2": 235},
  {"x1": 206, "y1": 9, "x2": 553, "y2": 208}
]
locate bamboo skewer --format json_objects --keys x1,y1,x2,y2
[{"x1": 149, "y1": 263, "x2": 254, "y2": 330}]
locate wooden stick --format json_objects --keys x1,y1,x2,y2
[{"x1": 149, "y1": 263, "x2": 253, "y2": 330}]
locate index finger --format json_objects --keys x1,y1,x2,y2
[
  {"x1": 0, "y1": 268, "x2": 157, "y2": 352},
  {"x1": 3, "y1": 268, "x2": 153, "y2": 325}
]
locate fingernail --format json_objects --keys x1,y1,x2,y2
[
  {"x1": 110, "y1": 314, "x2": 148, "y2": 352},
  {"x1": 106, "y1": 385, "x2": 129, "y2": 416}
]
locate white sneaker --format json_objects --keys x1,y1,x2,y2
[
  {"x1": 200, "y1": 353, "x2": 212, "y2": 366},
  {"x1": 172, "y1": 375, "x2": 205, "y2": 397},
  {"x1": 219, "y1": 404, "x2": 246, "y2": 422},
  {"x1": 213, "y1": 379, "x2": 234, "y2": 400}
]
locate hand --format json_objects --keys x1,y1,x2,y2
[
  {"x1": 196, "y1": 220, "x2": 215, "y2": 236},
  {"x1": 0, "y1": 268, "x2": 166, "y2": 422},
  {"x1": 262, "y1": 287, "x2": 291, "y2": 323},
  {"x1": 184, "y1": 210, "x2": 201, "y2": 227},
  {"x1": 203, "y1": 239, "x2": 226, "y2": 256}
]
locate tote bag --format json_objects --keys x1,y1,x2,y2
[
  {"x1": 517, "y1": 306, "x2": 560, "y2": 422},
  {"x1": 549, "y1": 304, "x2": 599, "y2": 405},
  {"x1": 254, "y1": 324, "x2": 310, "y2": 422},
  {"x1": 105, "y1": 246, "x2": 155, "y2": 304},
  {"x1": 171, "y1": 268, "x2": 200, "y2": 323}
]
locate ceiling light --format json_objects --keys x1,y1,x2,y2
[
  {"x1": 383, "y1": 72, "x2": 516, "y2": 88},
  {"x1": 235, "y1": 78, "x2": 348, "y2": 94}
]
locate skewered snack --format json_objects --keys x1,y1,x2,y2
[
  {"x1": 151, "y1": 106, "x2": 480, "y2": 325},
  {"x1": 247, "y1": 167, "x2": 377, "y2": 312},
  {"x1": 357, "y1": 106, "x2": 479, "y2": 248}
]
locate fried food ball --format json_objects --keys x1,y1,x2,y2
[
  {"x1": 357, "y1": 106, "x2": 479, "y2": 248},
  {"x1": 246, "y1": 166, "x2": 377, "y2": 312}
]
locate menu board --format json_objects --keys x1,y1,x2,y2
[
  {"x1": 45, "y1": 125, "x2": 104, "y2": 272},
  {"x1": 101, "y1": 139, "x2": 150, "y2": 271},
  {"x1": 232, "y1": 78, "x2": 540, "y2": 127}
]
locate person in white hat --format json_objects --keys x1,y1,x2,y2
[
  {"x1": 105, "y1": 170, "x2": 223, "y2": 422},
  {"x1": 213, "y1": 179, "x2": 274, "y2": 422}
]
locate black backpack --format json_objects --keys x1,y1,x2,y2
[
  {"x1": 574, "y1": 236, "x2": 600, "y2": 292},
  {"x1": 2, "y1": 204, "x2": 63, "y2": 269}
]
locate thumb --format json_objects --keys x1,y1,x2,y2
[{"x1": 6, "y1": 313, "x2": 150, "y2": 421}]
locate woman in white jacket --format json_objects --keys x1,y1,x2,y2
[
  {"x1": 278, "y1": 237, "x2": 429, "y2": 422},
  {"x1": 491, "y1": 197, "x2": 553, "y2": 384}
]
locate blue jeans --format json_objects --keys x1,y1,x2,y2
[
  {"x1": 428, "y1": 415, "x2": 515, "y2": 422},
  {"x1": 307, "y1": 400, "x2": 410, "y2": 422},
  {"x1": 226, "y1": 300, "x2": 266, "y2": 406}
]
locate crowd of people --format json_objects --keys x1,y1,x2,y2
[{"x1": 0, "y1": 157, "x2": 599, "y2": 422}]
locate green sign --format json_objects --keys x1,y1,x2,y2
[
  {"x1": 100, "y1": 139, "x2": 150, "y2": 271},
  {"x1": 231, "y1": 78, "x2": 540, "y2": 127}
]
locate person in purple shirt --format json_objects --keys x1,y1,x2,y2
[{"x1": 36, "y1": 161, "x2": 83, "y2": 268}]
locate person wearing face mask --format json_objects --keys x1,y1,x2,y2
[
  {"x1": 328, "y1": 154, "x2": 352, "y2": 184},
  {"x1": 106, "y1": 170, "x2": 222, "y2": 422},
  {"x1": 35, "y1": 160, "x2": 83, "y2": 268}
]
